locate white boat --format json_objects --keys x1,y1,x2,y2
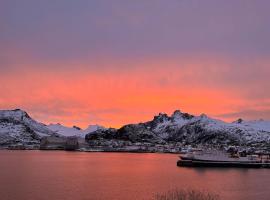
[{"x1": 178, "y1": 151, "x2": 270, "y2": 168}]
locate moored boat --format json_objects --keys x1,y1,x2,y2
[{"x1": 177, "y1": 151, "x2": 270, "y2": 168}]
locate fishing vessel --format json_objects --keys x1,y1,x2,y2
[{"x1": 177, "y1": 151, "x2": 270, "y2": 168}]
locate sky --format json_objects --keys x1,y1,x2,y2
[{"x1": 1, "y1": 0, "x2": 270, "y2": 128}]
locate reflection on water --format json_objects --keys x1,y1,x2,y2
[{"x1": 0, "y1": 151, "x2": 269, "y2": 200}]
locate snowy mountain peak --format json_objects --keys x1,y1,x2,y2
[
  {"x1": 47, "y1": 123, "x2": 105, "y2": 137},
  {"x1": 199, "y1": 113, "x2": 208, "y2": 119},
  {"x1": 0, "y1": 109, "x2": 31, "y2": 121},
  {"x1": 0, "y1": 109, "x2": 55, "y2": 147},
  {"x1": 153, "y1": 113, "x2": 170, "y2": 123},
  {"x1": 171, "y1": 110, "x2": 194, "y2": 120},
  {"x1": 172, "y1": 109, "x2": 182, "y2": 115},
  {"x1": 73, "y1": 126, "x2": 81, "y2": 130},
  {"x1": 233, "y1": 118, "x2": 244, "y2": 124},
  {"x1": 171, "y1": 110, "x2": 183, "y2": 119},
  {"x1": 84, "y1": 124, "x2": 105, "y2": 133}
]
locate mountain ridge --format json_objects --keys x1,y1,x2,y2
[
  {"x1": 1, "y1": 109, "x2": 270, "y2": 152},
  {"x1": 85, "y1": 110, "x2": 270, "y2": 151},
  {"x1": 0, "y1": 109, "x2": 55, "y2": 147}
]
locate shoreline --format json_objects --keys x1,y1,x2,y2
[{"x1": 0, "y1": 148, "x2": 181, "y2": 154}]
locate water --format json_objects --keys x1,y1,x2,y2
[{"x1": 0, "y1": 151, "x2": 269, "y2": 200}]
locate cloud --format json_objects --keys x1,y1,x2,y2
[
  {"x1": 217, "y1": 109, "x2": 270, "y2": 121},
  {"x1": 1, "y1": 0, "x2": 270, "y2": 63},
  {"x1": 0, "y1": 56, "x2": 269, "y2": 126},
  {"x1": 1, "y1": 0, "x2": 270, "y2": 127}
]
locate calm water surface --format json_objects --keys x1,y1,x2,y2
[{"x1": 0, "y1": 151, "x2": 269, "y2": 200}]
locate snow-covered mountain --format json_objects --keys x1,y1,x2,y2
[
  {"x1": 0, "y1": 109, "x2": 56, "y2": 147},
  {"x1": 86, "y1": 110, "x2": 270, "y2": 149},
  {"x1": 1, "y1": 108, "x2": 270, "y2": 151},
  {"x1": 47, "y1": 123, "x2": 104, "y2": 138},
  {"x1": 233, "y1": 119, "x2": 270, "y2": 132}
]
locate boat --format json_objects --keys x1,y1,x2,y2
[{"x1": 177, "y1": 151, "x2": 270, "y2": 168}]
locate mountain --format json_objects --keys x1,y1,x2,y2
[
  {"x1": 85, "y1": 110, "x2": 270, "y2": 150},
  {"x1": 0, "y1": 109, "x2": 56, "y2": 147},
  {"x1": 1, "y1": 108, "x2": 270, "y2": 152},
  {"x1": 47, "y1": 123, "x2": 105, "y2": 137}
]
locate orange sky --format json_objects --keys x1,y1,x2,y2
[
  {"x1": 1, "y1": 1, "x2": 270, "y2": 128},
  {"x1": 1, "y1": 57, "x2": 269, "y2": 128}
]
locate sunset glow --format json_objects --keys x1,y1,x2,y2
[{"x1": 1, "y1": 0, "x2": 270, "y2": 128}]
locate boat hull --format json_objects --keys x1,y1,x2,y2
[{"x1": 177, "y1": 159, "x2": 270, "y2": 168}]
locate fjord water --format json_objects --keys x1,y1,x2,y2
[{"x1": 0, "y1": 151, "x2": 269, "y2": 200}]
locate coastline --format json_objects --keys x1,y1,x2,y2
[{"x1": 0, "y1": 147, "x2": 181, "y2": 154}]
